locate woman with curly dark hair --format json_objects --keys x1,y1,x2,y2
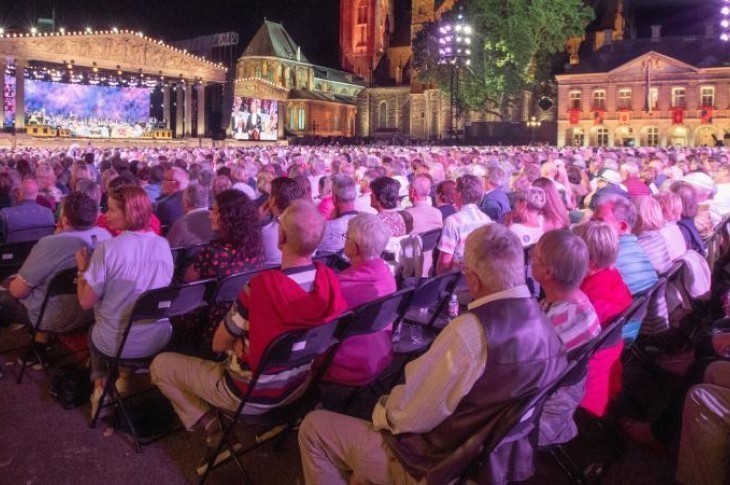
[
  {"x1": 177, "y1": 189, "x2": 263, "y2": 353},
  {"x1": 370, "y1": 176, "x2": 407, "y2": 236}
]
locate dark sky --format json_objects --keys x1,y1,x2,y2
[{"x1": 0, "y1": 0, "x2": 342, "y2": 67}]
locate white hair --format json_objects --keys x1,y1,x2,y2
[
  {"x1": 347, "y1": 213, "x2": 390, "y2": 259},
  {"x1": 464, "y1": 224, "x2": 525, "y2": 292}
]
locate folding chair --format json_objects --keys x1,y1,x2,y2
[
  {"x1": 397, "y1": 271, "x2": 461, "y2": 351},
  {"x1": 420, "y1": 228, "x2": 441, "y2": 252},
  {"x1": 0, "y1": 240, "x2": 39, "y2": 282},
  {"x1": 90, "y1": 278, "x2": 216, "y2": 453},
  {"x1": 171, "y1": 242, "x2": 210, "y2": 279},
  {"x1": 16, "y1": 267, "x2": 85, "y2": 384},
  {"x1": 198, "y1": 316, "x2": 346, "y2": 484},
  {"x1": 4, "y1": 224, "x2": 56, "y2": 244},
  {"x1": 312, "y1": 252, "x2": 351, "y2": 273},
  {"x1": 211, "y1": 265, "x2": 279, "y2": 308}
]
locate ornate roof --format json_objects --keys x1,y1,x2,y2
[{"x1": 241, "y1": 20, "x2": 310, "y2": 63}]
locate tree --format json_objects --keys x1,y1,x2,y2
[{"x1": 412, "y1": 0, "x2": 594, "y2": 119}]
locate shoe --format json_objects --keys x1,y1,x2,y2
[
  {"x1": 196, "y1": 419, "x2": 243, "y2": 476},
  {"x1": 90, "y1": 387, "x2": 107, "y2": 420},
  {"x1": 17, "y1": 347, "x2": 48, "y2": 371}
]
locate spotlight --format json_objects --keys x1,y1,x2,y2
[
  {"x1": 59, "y1": 27, "x2": 65, "y2": 34},
  {"x1": 30, "y1": 27, "x2": 38, "y2": 35}
]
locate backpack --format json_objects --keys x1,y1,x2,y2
[{"x1": 49, "y1": 366, "x2": 92, "y2": 410}]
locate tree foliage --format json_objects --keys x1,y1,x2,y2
[{"x1": 412, "y1": 0, "x2": 594, "y2": 119}]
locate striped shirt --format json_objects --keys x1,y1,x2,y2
[
  {"x1": 437, "y1": 204, "x2": 492, "y2": 267},
  {"x1": 542, "y1": 292, "x2": 601, "y2": 354}
]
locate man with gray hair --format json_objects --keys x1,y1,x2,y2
[
  {"x1": 317, "y1": 175, "x2": 359, "y2": 253},
  {"x1": 156, "y1": 166, "x2": 190, "y2": 230},
  {"x1": 298, "y1": 224, "x2": 567, "y2": 484},
  {"x1": 0, "y1": 178, "x2": 55, "y2": 244},
  {"x1": 405, "y1": 175, "x2": 443, "y2": 234},
  {"x1": 166, "y1": 183, "x2": 214, "y2": 248},
  {"x1": 354, "y1": 169, "x2": 378, "y2": 214},
  {"x1": 479, "y1": 166, "x2": 511, "y2": 223}
]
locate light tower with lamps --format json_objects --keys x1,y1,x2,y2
[
  {"x1": 438, "y1": 9, "x2": 472, "y2": 139},
  {"x1": 722, "y1": 0, "x2": 730, "y2": 41}
]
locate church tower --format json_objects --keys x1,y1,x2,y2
[{"x1": 340, "y1": 0, "x2": 395, "y2": 84}]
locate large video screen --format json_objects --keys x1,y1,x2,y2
[
  {"x1": 24, "y1": 80, "x2": 153, "y2": 138},
  {"x1": 4, "y1": 74, "x2": 15, "y2": 127},
  {"x1": 231, "y1": 96, "x2": 278, "y2": 141}
]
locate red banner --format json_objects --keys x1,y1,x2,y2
[
  {"x1": 671, "y1": 108, "x2": 684, "y2": 125},
  {"x1": 593, "y1": 110, "x2": 605, "y2": 125},
  {"x1": 569, "y1": 109, "x2": 580, "y2": 125},
  {"x1": 618, "y1": 111, "x2": 630, "y2": 125},
  {"x1": 701, "y1": 106, "x2": 713, "y2": 124}
]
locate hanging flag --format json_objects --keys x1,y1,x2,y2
[
  {"x1": 593, "y1": 110, "x2": 605, "y2": 125},
  {"x1": 671, "y1": 108, "x2": 684, "y2": 125},
  {"x1": 569, "y1": 109, "x2": 580, "y2": 125},
  {"x1": 701, "y1": 107, "x2": 713, "y2": 124},
  {"x1": 618, "y1": 110, "x2": 630, "y2": 125}
]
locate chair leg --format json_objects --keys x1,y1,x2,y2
[
  {"x1": 198, "y1": 418, "x2": 252, "y2": 485},
  {"x1": 89, "y1": 378, "x2": 112, "y2": 429},
  {"x1": 15, "y1": 345, "x2": 32, "y2": 384},
  {"x1": 110, "y1": 384, "x2": 142, "y2": 454}
]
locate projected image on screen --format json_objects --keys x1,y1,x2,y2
[
  {"x1": 24, "y1": 80, "x2": 152, "y2": 138},
  {"x1": 231, "y1": 97, "x2": 278, "y2": 141},
  {"x1": 4, "y1": 74, "x2": 16, "y2": 127}
]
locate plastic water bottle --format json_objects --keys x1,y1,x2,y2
[{"x1": 448, "y1": 294, "x2": 460, "y2": 319}]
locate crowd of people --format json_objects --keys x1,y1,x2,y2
[{"x1": 0, "y1": 142, "x2": 729, "y2": 484}]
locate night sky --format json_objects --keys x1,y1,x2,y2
[{"x1": 0, "y1": 0, "x2": 342, "y2": 67}]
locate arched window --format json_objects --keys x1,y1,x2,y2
[
  {"x1": 356, "y1": 2, "x2": 368, "y2": 47},
  {"x1": 289, "y1": 105, "x2": 297, "y2": 130},
  {"x1": 378, "y1": 101, "x2": 388, "y2": 128},
  {"x1": 255, "y1": 65, "x2": 262, "y2": 79}
]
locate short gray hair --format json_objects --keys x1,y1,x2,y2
[
  {"x1": 572, "y1": 221, "x2": 618, "y2": 269},
  {"x1": 465, "y1": 224, "x2": 525, "y2": 292},
  {"x1": 347, "y1": 213, "x2": 390, "y2": 259},
  {"x1": 183, "y1": 183, "x2": 208, "y2": 210},
  {"x1": 332, "y1": 174, "x2": 357, "y2": 202},
  {"x1": 536, "y1": 229, "x2": 589, "y2": 289}
]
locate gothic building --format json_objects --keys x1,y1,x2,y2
[
  {"x1": 342, "y1": 0, "x2": 456, "y2": 139},
  {"x1": 233, "y1": 20, "x2": 366, "y2": 139}
]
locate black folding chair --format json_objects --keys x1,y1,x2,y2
[
  {"x1": 171, "y1": 242, "x2": 210, "y2": 279},
  {"x1": 90, "y1": 278, "x2": 216, "y2": 452},
  {"x1": 16, "y1": 267, "x2": 87, "y2": 384},
  {"x1": 198, "y1": 317, "x2": 346, "y2": 484},
  {"x1": 397, "y1": 271, "x2": 461, "y2": 351},
  {"x1": 0, "y1": 240, "x2": 39, "y2": 282},
  {"x1": 420, "y1": 228, "x2": 442, "y2": 252},
  {"x1": 211, "y1": 265, "x2": 279, "y2": 308},
  {"x1": 312, "y1": 252, "x2": 351, "y2": 273},
  {"x1": 4, "y1": 224, "x2": 56, "y2": 244}
]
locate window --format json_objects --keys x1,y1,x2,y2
[
  {"x1": 701, "y1": 86, "x2": 715, "y2": 107},
  {"x1": 648, "y1": 87, "x2": 659, "y2": 110},
  {"x1": 378, "y1": 101, "x2": 388, "y2": 128},
  {"x1": 617, "y1": 88, "x2": 631, "y2": 109},
  {"x1": 646, "y1": 126, "x2": 659, "y2": 147},
  {"x1": 255, "y1": 65, "x2": 262, "y2": 79},
  {"x1": 672, "y1": 87, "x2": 686, "y2": 108},
  {"x1": 592, "y1": 90, "x2": 606, "y2": 110},
  {"x1": 596, "y1": 127, "x2": 609, "y2": 146},
  {"x1": 569, "y1": 91, "x2": 581, "y2": 110},
  {"x1": 356, "y1": 2, "x2": 368, "y2": 47},
  {"x1": 297, "y1": 105, "x2": 306, "y2": 131}
]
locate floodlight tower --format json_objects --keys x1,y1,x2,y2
[
  {"x1": 438, "y1": 9, "x2": 472, "y2": 139},
  {"x1": 721, "y1": 0, "x2": 730, "y2": 41}
]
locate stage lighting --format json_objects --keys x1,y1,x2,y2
[{"x1": 30, "y1": 27, "x2": 38, "y2": 36}]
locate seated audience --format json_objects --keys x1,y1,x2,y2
[
  {"x1": 261, "y1": 177, "x2": 305, "y2": 264},
  {"x1": 354, "y1": 169, "x2": 378, "y2": 214},
  {"x1": 437, "y1": 174, "x2": 491, "y2": 274},
  {"x1": 370, "y1": 176, "x2": 408, "y2": 237},
  {"x1": 155, "y1": 167, "x2": 189, "y2": 230},
  {"x1": 533, "y1": 177, "x2": 571, "y2": 231},
  {"x1": 572, "y1": 221, "x2": 632, "y2": 417},
  {"x1": 435, "y1": 179, "x2": 457, "y2": 220},
  {"x1": 671, "y1": 181, "x2": 707, "y2": 255},
  {"x1": 510, "y1": 186, "x2": 546, "y2": 247},
  {"x1": 254, "y1": 170, "x2": 273, "y2": 209},
  {"x1": 533, "y1": 229, "x2": 601, "y2": 445},
  {"x1": 151, "y1": 200, "x2": 347, "y2": 476},
  {"x1": 166, "y1": 184, "x2": 214, "y2": 248},
  {"x1": 0, "y1": 193, "x2": 111, "y2": 366},
  {"x1": 323, "y1": 213, "x2": 396, "y2": 387},
  {"x1": 35, "y1": 163, "x2": 63, "y2": 211},
  {"x1": 634, "y1": 197, "x2": 673, "y2": 275},
  {"x1": 0, "y1": 179, "x2": 55, "y2": 243},
  {"x1": 97, "y1": 175, "x2": 162, "y2": 236},
  {"x1": 479, "y1": 166, "x2": 510, "y2": 223},
  {"x1": 298, "y1": 223, "x2": 567, "y2": 484},
  {"x1": 405, "y1": 174, "x2": 443, "y2": 234},
  {"x1": 317, "y1": 175, "x2": 359, "y2": 254},
  {"x1": 656, "y1": 191, "x2": 688, "y2": 261},
  {"x1": 316, "y1": 176, "x2": 335, "y2": 219},
  {"x1": 76, "y1": 186, "x2": 174, "y2": 419}
]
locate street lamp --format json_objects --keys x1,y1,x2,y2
[
  {"x1": 438, "y1": 9, "x2": 472, "y2": 139},
  {"x1": 526, "y1": 116, "x2": 541, "y2": 144}
]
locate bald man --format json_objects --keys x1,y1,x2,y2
[
  {"x1": 151, "y1": 199, "x2": 347, "y2": 476},
  {"x1": 0, "y1": 179, "x2": 55, "y2": 243},
  {"x1": 405, "y1": 175, "x2": 443, "y2": 234}
]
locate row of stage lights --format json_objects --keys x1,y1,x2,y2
[
  {"x1": 722, "y1": 0, "x2": 730, "y2": 41},
  {"x1": 6, "y1": 63, "x2": 204, "y2": 89},
  {"x1": 0, "y1": 27, "x2": 227, "y2": 71},
  {"x1": 438, "y1": 12, "x2": 472, "y2": 66}
]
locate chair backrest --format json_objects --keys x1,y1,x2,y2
[
  {"x1": 0, "y1": 240, "x2": 38, "y2": 280},
  {"x1": 408, "y1": 270, "x2": 461, "y2": 312},
  {"x1": 341, "y1": 288, "x2": 414, "y2": 338},
  {"x1": 33, "y1": 267, "x2": 81, "y2": 332},
  {"x1": 212, "y1": 265, "x2": 277, "y2": 306},
  {"x1": 420, "y1": 228, "x2": 442, "y2": 253},
  {"x1": 4, "y1": 225, "x2": 56, "y2": 244},
  {"x1": 114, "y1": 279, "x2": 216, "y2": 360},
  {"x1": 312, "y1": 252, "x2": 351, "y2": 273}
]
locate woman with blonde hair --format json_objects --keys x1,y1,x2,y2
[
  {"x1": 634, "y1": 197, "x2": 672, "y2": 274},
  {"x1": 656, "y1": 191, "x2": 687, "y2": 261},
  {"x1": 533, "y1": 177, "x2": 570, "y2": 231}
]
